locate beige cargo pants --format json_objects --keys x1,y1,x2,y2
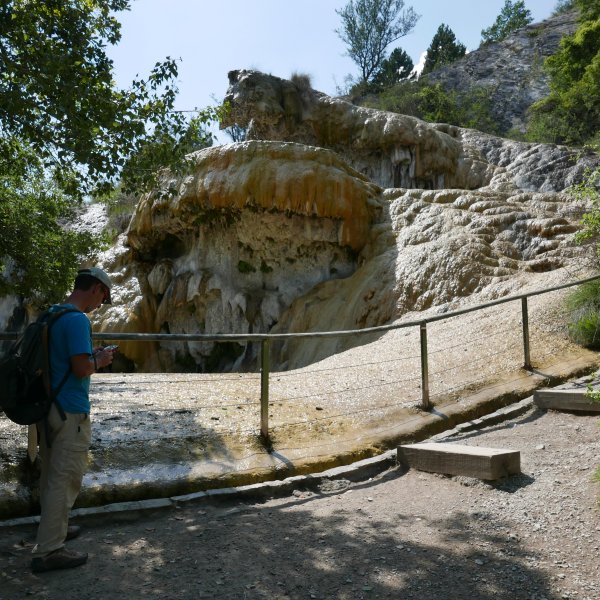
[{"x1": 32, "y1": 403, "x2": 91, "y2": 557}]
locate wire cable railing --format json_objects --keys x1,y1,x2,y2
[{"x1": 2, "y1": 274, "x2": 599, "y2": 444}]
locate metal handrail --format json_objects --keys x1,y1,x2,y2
[
  {"x1": 2, "y1": 273, "x2": 599, "y2": 441},
  {"x1": 1, "y1": 274, "x2": 599, "y2": 344}
]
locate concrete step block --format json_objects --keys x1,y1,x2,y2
[
  {"x1": 534, "y1": 389, "x2": 600, "y2": 412},
  {"x1": 397, "y1": 442, "x2": 520, "y2": 480}
]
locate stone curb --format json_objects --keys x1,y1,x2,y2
[
  {"x1": 0, "y1": 450, "x2": 398, "y2": 529},
  {"x1": 430, "y1": 395, "x2": 535, "y2": 440},
  {"x1": 1, "y1": 369, "x2": 595, "y2": 529},
  {"x1": 0, "y1": 394, "x2": 540, "y2": 530}
]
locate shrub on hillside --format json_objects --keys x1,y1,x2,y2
[
  {"x1": 566, "y1": 161, "x2": 600, "y2": 349},
  {"x1": 364, "y1": 80, "x2": 500, "y2": 134},
  {"x1": 527, "y1": 1, "x2": 600, "y2": 147},
  {"x1": 566, "y1": 280, "x2": 600, "y2": 348}
]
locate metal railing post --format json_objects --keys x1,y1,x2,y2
[
  {"x1": 419, "y1": 321, "x2": 430, "y2": 410},
  {"x1": 260, "y1": 339, "x2": 270, "y2": 442},
  {"x1": 521, "y1": 296, "x2": 532, "y2": 370}
]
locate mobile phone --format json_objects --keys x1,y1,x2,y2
[{"x1": 104, "y1": 344, "x2": 119, "y2": 352}]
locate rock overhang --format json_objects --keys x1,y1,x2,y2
[{"x1": 127, "y1": 140, "x2": 382, "y2": 254}]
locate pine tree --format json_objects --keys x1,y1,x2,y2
[
  {"x1": 372, "y1": 47, "x2": 414, "y2": 89},
  {"x1": 481, "y1": 0, "x2": 533, "y2": 45},
  {"x1": 422, "y1": 24, "x2": 466, "y2": 75}
]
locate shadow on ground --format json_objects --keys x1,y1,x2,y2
[{"x1": 1, "y1": 479, "x2": 559, "y2": 600}]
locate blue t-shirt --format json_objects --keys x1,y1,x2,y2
[{"x1": 48, "y1": 304, "x2": 93, "y2": 413}]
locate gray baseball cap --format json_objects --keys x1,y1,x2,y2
[{"x1": 78, "y1": 267, "x2": 112, "y2": 304}]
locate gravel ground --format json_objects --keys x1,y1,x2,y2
[{"x1": 1, "y1": 405, "x2": 598, "y2": 600}]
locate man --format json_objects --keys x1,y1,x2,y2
[{"x1": 31, "y1": 267, "x2": 117, "y2": 573}]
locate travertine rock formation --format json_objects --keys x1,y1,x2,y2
[
  {"x1": 270, "y1": 187, "x2": 586, "y2": 368},
  {"x1": 95, "y1": 141, "x2": 382, "y2": 371},
  {"x1": 90, "y1": 71, "x2": 597, "y2": 372},
  {"x1": 1, "y1": 7, "x2": 591, "y2": 377},
  {"x1": 222, "y1": 70, "x2": 595, "y2": 193},
  {"x1": 223, "y1": 69, "x2": 465, "y2": 190}
]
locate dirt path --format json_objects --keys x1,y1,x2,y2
[{"x1": 1, "y1": 406, "x2": 599, "y2": 600}]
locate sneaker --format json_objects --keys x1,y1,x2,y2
[
  {"x1": 31, "y1": 548, "x2": 88, "y2": 573},
  {"x1": 66, "y1": 525, "x2": 81, "y2": 541}
]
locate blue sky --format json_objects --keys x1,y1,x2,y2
[{"x1": 108, "y1": 0, "x2": 558, "y2": 142}]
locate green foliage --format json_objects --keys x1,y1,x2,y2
[
  {"x1": 565, "y1": 161, "x2": 600, "y2": 351},
  {"x1": 417, "y1": 84, "x2": 462, "y2": 123},
  {"x1": 237, "y1": 260, "x2": 256, "y2": 274},
  {"x1": 527, "y1": 0, "x2": 600, "y2": 146},
  {"x1": 367, "y1": 80, "x2": 501, "y2": 134},
  {"x1": 0, "y1": 0, "x2": 218, "y2": 197},
  {"x1": 572, "y1": 165, "x2": 600, "y2": 246},
  {"x1": 0, "y1": 140, "x2": 103, "y2": 304},
  {"x1": 0, "y1": 1, "x2": 220, "y2": 302},
  {"x1": 335, "y1": 0, "x2": 420, "y2": 83},
  {"x1": 119, "y1": 110, "x2": 219, "y2": 195},
  {"x1": 422, "y1": 24, "x2": 466, "y2": 75},
  {"x1": 575, "y1": 0, "x2": 600, "y2": 20},
  {"x1": 371, "y1": 47, "x2": 414, "y2": 89},
  {"x1": 481, "y1": 0, "x2": 533, "y2": 45},
  {"x1": 260, "y1": 261, "x2": 273, "y2": 273},
  {"x1": 552, "y1": 0, "x2": 576, "y2": 15},
  {"x1": 584, "y1": 384, "x2": 600, "y2": 403},
  {"x1": 224, "y1": 123, "x2": 247, "y2": 143},
  {"x1": 566, "y1": 280, "x2": 600, "y2": 349}
]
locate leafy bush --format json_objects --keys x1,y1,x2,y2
[
  {"x1": 0, "y1": 139, "x2": 104, "y2": 305},
  {"x1": 527, "y1": 2, "x2": 600, "y2": 146},
  {"x1": 365, "y1": 80, "x2": 500, "y2": 134},
  {"x1": 567, "y1": 280, "x2": 600, "y2": 348},
  {"x1": 565, "y1": 157, "x2": 600, "y2": 349}
]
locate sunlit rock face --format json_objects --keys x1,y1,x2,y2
[
  {"x1": 223, "y1": 69, "x2": 466, "y2": 190},
  {"x1": 94, "y1": 141, "x2": 382, "y2": 371},
  {"x1": 222, "y1": 70, "x2": 596, "y2": 194},
  {"x1": 271, "y1": 187, "x2": 587, "y2": 368},
  {"x1": 92, "y1": 73, "x2": 597, "y2": 372}
]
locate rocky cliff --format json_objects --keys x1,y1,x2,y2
[
  {"x1": 424, "y1": 10, "x2": 579, "y2": 135},
  {"x1": 90, "y1": 68, "x2": 598, "y2": 372}
]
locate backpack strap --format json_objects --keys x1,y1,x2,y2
[
  {"x1": 40, "y1": 307, "x2": 82, "y2": 447},
  {"x1": 42, "y1": 375, "x2": 68, "y2": 448},
  {"x1": 42, "y1": 308, "x2": 80, "y2": 416}
]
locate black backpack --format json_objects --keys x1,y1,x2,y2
[{"x1": 0, "y1": 308, "x2": 78, "y2": 425}]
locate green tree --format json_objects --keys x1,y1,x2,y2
[
  {"x1": 0, "y1": 0, "x2": 217, "y2": 197},
  {"x1": 527, "y1": 0, "x2": 600, "y2": 145},
  {"x1": 0, "y1": 0, "x2": 218, "y2": 303},
  {"x1": 552, "y1": 0, "x2": 576, "y2": 15},
  {"x1": 371, "y1": 47, "x2": 414, "y2": 89},
  {"x1": 481, "y1": 0, "x2": 533, "y2": 45},
  {"x1": 335, "y1": 0, "x2": 420, "y2": 84},
  {"x1": 0, "y1": 140, "x2": 99, "y2": 303},
  {"x1": 422, "y1": 24, "x2": 466, "y2": 75}
]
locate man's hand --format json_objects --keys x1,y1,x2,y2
[{"x1": 71, "y1": 348, "x2": 115, "y2": 378}]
